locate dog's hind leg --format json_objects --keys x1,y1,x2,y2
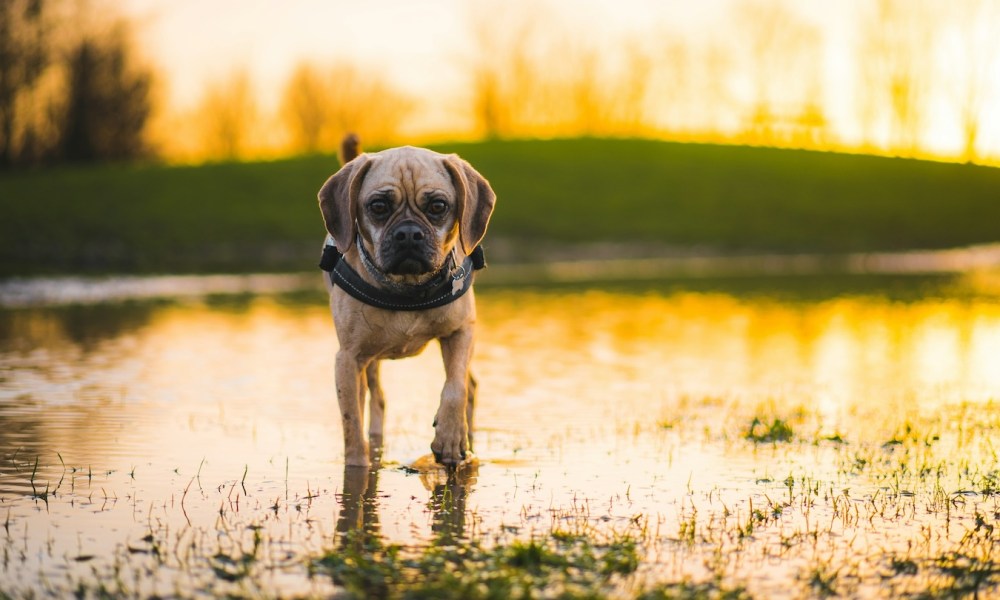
[
  {"x1": 336, "y1": 351, "x2": 369, "y2": 467},
  {"x1": 466, "y1": 373, "x2": 477, "y2": 451},
  {"x1": 366, "y1": 361, "x2": 386, "y2": 441}
]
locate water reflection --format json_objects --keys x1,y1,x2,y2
[
  {"x1": 1, "y1": 276, "x2": 1000, "y2": 597},
  {"x1": 336, "y1": 458, "x2": 477, "y2": 548},
  {"x1": 476, "y1": 286, "x2": 1000, "y2": 443},
  {"x1": 1, "y1": 281, "x2": 998, "y2": 486},
  {"x1": 0, "y1": 301, "x2": 162, "y2": 352},
  {"x1": 338, "y1": 466, "x2": 381, "y2": 537}
]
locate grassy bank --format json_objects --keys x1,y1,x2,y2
[{"x1": 3, "y1": 138, "x2": 1000, "y2": 275}]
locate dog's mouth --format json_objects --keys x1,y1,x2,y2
[{"x1": 385, "y1": 253, "x2": 434, "y2": 276}]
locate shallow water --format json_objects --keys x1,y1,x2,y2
[{"x1": 1, "y1": 275, "x2": 1000, "y2": 597}]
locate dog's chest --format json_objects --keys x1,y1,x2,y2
[
  {"x1": 378, "y1": 314, "x2": 437, "y2": 358},
  {"x1": 351, "y1": 308, "x2": 461, "y2": 360}
]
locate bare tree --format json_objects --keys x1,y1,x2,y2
[
  {"x1": 280, "y1": 62, "x2": 328, "y2": 154},
  {"x1": 732, "y1": 0, "x2": 825, "y2": 145},
  {"x1": 0, "y1": 0, "x2": 53, "y2": 166},
  {"x1": 464, "y1": 1, "x2": 546, "y2": 138},
  {"x1": 279, "y1": 60, "x2": 412, "y2": 155},
  {"x1": 559, "y1": 37, "x2": 655, "y2": 137},
  {"x1": 564, "y1": 43, "x2": 608, "y2": 135},
  {"x1": 856, "y1": 0, "x2": 938, "y2": 154},
  {"x1": 643, "y1": 37, "x2": 691, "y2": 135},
  {"x1": 615, "y1": 40, "x2": 654, "y2": 135},
  {"x1": 57, "y1": 24, "x2": 154, "y2": 162},
  {"x1": 196, "y1": 69, "x2": 257, "y2": 161},
  {"x1": 324, "y1": 62, "x2": 412, "y2": 147},
  {"x1": 470, "y1": 64, "x2": 505, "y2": 139},
  {"x1": 651, "y1": 38, "x2": 735, "y2": 137},
  {"x1": 945, "y1": 0, "x2": 1000, "y2": 162},
  {"x1": 1, "y1": 1, "x2": 156, "y2": 165}
]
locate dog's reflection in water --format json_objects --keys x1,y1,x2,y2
[
  {"x1": 413, "y1": 453, "x2": 479, "y2": 544},
  {"x1": 336, "y1": 444, "x2": 478, "y2": 546},
  {"x1": 337, "y1": 465, "x2": 382, "y2": 539}
]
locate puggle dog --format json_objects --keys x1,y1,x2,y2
[{"x1": 318, "y1": 138, "x2": 496, "y2": 468}]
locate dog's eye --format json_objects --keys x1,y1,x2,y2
[
  {"x1": 427, "y1": 200, "x2": 448, "y2": 216},
  {"x1": 368, "y1": 200, "x2": 390, "y2": 216}
]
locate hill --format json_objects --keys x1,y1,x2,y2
[{"x1": 2, "y1": 138, "x2": 999, "y2": 275}]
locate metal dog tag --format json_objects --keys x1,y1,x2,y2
[{"x1": 451, "y1": 265, "x2": 467, "y2": 295}]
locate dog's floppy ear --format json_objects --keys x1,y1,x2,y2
[
  {"x1": 318, "y1": 154, "x2": 372, "y2": 251},
  {"x1": 444, "y1": 155, "x2": 497, "y2": 255}
]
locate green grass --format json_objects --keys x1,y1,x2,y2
[
  {"x1": 3, "y1": 138, "x2": 1000, "y2": 275},
  {"x1": 313, "y1": 529, "x2": 645, "y2": 600},
  {"x1": 449, "y1": 138, "x2": 1000, "y2": 251},
  {"x1": 744, "y1": 417, "x2": 795, "y2": 444},
  {"x1": 0, "y1": 156, "x2": 337, "y2": 275}
]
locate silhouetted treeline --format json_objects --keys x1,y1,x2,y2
[
  {"x1": 0, "y1": 0, "x2": 153, "y2": 168},
  {"x1": 198, "y1": 0, "x2": 1000, "y2": 165}
]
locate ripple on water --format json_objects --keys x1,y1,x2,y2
[{"x1": 1, "y1": 280, "x2": 1000, "y2": 598}]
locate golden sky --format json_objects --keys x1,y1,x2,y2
[
  {"x1": 122, "y1": 0, "x2": 746, "y2": 125},
  {"x1": 121, "y1": 0, "x2": 1000, "y2": 162}
]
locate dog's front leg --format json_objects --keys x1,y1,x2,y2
[
  {"x1": 432, "y1": 327, "x2": 473, "y2": 465},
  {"x1": 336, "y1": 350, "x2": 369, "y2": 467}
]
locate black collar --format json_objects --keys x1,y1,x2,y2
[{"x1": 319, "y1": 241, "x2": 486, "y2": 311}]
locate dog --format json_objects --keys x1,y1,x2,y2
[{"x1": 318, "y1": 137, "x2": 496, "y2": 468}]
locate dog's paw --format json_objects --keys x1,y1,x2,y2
[
  {"x1": 432, "y1": 448, "x2": 468, "y2": 466},
  {"x1": 344, "y1": 440, "x2": 371, "y2": 468},
  {"x1": 431, "y1": 426, "x2": 468, "y2": 466}
]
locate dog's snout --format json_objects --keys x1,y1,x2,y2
[
  {"x1": 392, "y1": 223, "x2": 424, "y2": 244},
  {"x1": 382, "y1": 220, "x2": 434, "y2": 275}
]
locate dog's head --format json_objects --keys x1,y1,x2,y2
[{"x1": 319, "y1": 146, "x2": 496, "y2": 281}]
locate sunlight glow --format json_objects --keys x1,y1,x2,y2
[
  {"x1": 119, "y1": 0, "x2": 1000, "y2": 164},
  {"x1": 5, "y1": 286, "x2": 1000, "y2": 597}
]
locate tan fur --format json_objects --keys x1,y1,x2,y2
[{"x1": 318, "y1": 145, "x2": 496, "y2": 467}]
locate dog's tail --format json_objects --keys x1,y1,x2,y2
[{"x1": 339, "y1": 133, "x2": 361, "y2": 164}]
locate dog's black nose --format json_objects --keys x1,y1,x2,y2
[{"x1": 392, "y1": 223, "x2": 424, "y2": 244}]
